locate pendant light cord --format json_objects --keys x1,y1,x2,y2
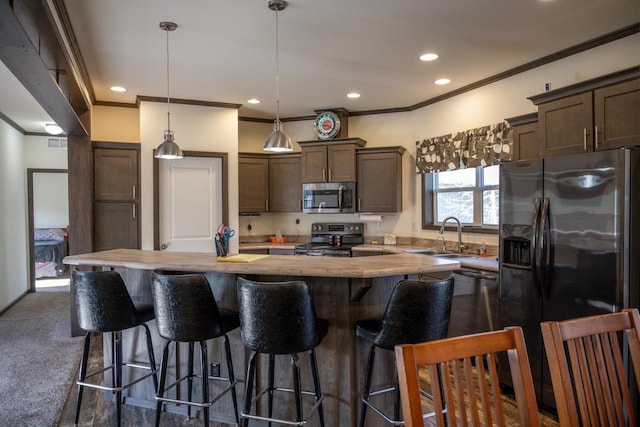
[
  {"x1": 275, "y1": 6, "x2": 281, "y2": 124},
  {"x1": 166, "y1": 24, "x2": 171, "y2": 131}
]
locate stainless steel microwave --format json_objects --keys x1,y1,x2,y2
[{"x1": 302, "y1": 182, "x2": 356, "y2": 214}]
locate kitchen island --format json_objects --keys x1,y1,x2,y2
[{"x1": 64, "y1": 249, "x2": 459, "y2": 427}]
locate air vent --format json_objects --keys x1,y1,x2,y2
[{"x1": 48, "y1": 138, "x2": 68, "y2": 149}]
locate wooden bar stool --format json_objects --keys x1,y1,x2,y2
[
  {"x1": 355, "y1": 278, "x2": 454, "y2": 426},
  {"x1": 236, "y1": 277, "x2": 328, "y2": 427},
  {"x1": 151, "y1": 272, "x2": 240, "y2": 427},
  {"x1": 72, "y1": 269, "x2": 158, "y2": 427}
]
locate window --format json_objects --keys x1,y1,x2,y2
[{"x1": 423, "y1": 165, "x2": 499, "y2": 229}]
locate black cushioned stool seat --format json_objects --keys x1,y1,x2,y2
[
  {"x1": 237, "y1": 277, "x2": 328, "y2": 427},
  {"x1": 151, "y1": 272, "x2": 240, "y2": 427},
  {"x1": 355, "y1": 277, "x2": 454, "y2": 426},
  {"x1": 72, "y1": 269, "x2": 159, "y2": 427}
]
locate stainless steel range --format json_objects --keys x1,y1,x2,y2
[{"x1": 294, "y1": 222, "x2": 364, "y2": 257}]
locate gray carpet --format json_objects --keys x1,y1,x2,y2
[{"x1": 0, "y1": 289, "x2": 83, "y2": 427}]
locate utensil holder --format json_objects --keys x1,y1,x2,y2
[{"x1": 215, "y1": 237, "x2": 228, "y2": 257}]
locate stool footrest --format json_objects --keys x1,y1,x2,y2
[
  {"x1": 362, "y1": 387, "x2": 438, "y2": 424},
  {"x1": 241, "y1": 395, "x2": 324, "y2": 427},
  {"x1": 78, "y1": 364, "x2": 157, "y2": 393},
  {"x1": 156, "y1": 373, "x2": 237, "y2": 408}
]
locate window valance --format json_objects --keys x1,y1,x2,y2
[{"x1": 416, "y1": 121, "x2": 513, "y2": 173}]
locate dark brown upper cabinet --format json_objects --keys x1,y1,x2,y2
[
  {"x1": 593, "y1": 79, "x2": 640, "y2": 150},
  {"x1": 506, "y1": 113, "x2": 539, "y2": 161},
  {"x1": 357, "y1": 146, "x2": 405, "y2": 213},
  {"x1": 239, "y1": 154, "x2": 269, "y2": 213},
  {"x1": 298, "y1": 138, "x2": 366, "y2": 183},
  {"x1": 238, "y1": 152, "x2": 302, "y2": 214},
  {"x1": 530, "y1": 68, "x2": 639, "y2": 158},
  {"x1": 269, "y1": 154, "x2": 302, "y2": 212}
]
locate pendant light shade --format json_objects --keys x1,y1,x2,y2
[
  {"x1": 264, "y1": 119, "x2": 292, "y2": 152},
  {"x1": 155, "y1": 21, "x2": 183, "y2": 160},
  {"x1": 263, "y1": 0, "x2": 292, "y2": 152},
  {"x1": 155, "y1": 130, "x2": 183, "y2": 159}
]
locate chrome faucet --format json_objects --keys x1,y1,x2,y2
[{"x1": 439, "y1": 216, "x2": 462, "y2": 253}]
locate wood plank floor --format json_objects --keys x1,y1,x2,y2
[
  {"x1": 56, "y1": 334, "x2": 234, "y2": 427},
  {"x1": 57, "y1": 335, "x2": 559, "y2": 426}
]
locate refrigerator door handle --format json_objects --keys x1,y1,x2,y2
[
  {"x1": 538, "y1": 197, "x2": 551, "y2": 300},
  {"x1": 531, "y1": 197, "x2": 542, "y2": 298}
]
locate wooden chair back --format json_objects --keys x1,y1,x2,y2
[
  {"x1": 395, "y1": 326, "x2": 540, "y2": 427},
  {"x1": 541, "y1": 308, "x2": 640, "y2": 427}
]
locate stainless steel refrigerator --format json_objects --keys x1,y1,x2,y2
[{"x1": 498, "y1": 147, "x2": 640, "y2": 410}]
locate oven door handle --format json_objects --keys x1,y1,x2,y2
[{"x1": 338, "y1": 185, "x2": 344, "y2": 211}]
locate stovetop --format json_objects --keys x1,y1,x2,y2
[
  {"x1": 295, "y1": 222, "x2": 365, "y2": 251},
  {"x1": 294, "y1": 243, "x2": 358, "y2": 251}
]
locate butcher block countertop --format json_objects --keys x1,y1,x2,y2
[
  {"x1": 239, "y1": 242, "x2": 498, "y2": 272},
  {"x1": 64, "y1": 248, "x2": 460, "y2": 278}
]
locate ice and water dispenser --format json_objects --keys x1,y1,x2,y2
[{"x1": 501, "y1": 225, "x2": 532, "y2": 268}]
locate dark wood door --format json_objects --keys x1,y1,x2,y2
[
  {"x1": 301, "y1": 146, "x2": 328, "y2": 183},
  {"x1": 269, "y1": 154, "x2": 301, "y2": 212},
  {"x1": 93, "y1": 144, "x2": 140, "y2": 251},
  {"x1": 239, "y1": 155, "x2": 269, "y2": 213},
  {"x1": 538, "y1": 92, "x2": 593, "y2": 157},
  {"x1": 327, "y1": 144, "x2": 357, "y2": 182},
  {"x1": 357, "y1": 148, "x2": 404, "y2": 212},
  {"x1": 594, "y1": 78, "x2": 640, "y2": 150}
]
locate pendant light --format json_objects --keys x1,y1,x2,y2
[
  {"x1": 263, "y1": 0, "x2": 292, "y2": 152},
  {"x1": 155, "y1": 21, "x2": 184, "y2": 160}
]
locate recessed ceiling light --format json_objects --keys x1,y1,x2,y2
[
  {"x1": 419, "y1": 53, "x2": 439, "y2": 62},
  {"x1": 347, "y1": 92, "x2": 361, "y2": 99},
  {"x1": 247, "y1": 98, "x2": 261, "y2": 104},
  {"x1": 435, "y1": 78, "x2": 451, "y2": 85},
  {"x1": 110, "y1": 86, "x2": 127, "y2": 92}
]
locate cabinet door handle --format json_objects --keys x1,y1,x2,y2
[
  {"x1": 265, "y1": 200, "x2": 269, "y2": 212},
  {"x1": 322, "y1": 169, "x2": 326, "y2": 182},
  {"x1": 595, "y1": 125, "x2": 599, "y2": 150},
  {"x1": 583, "y1": 128, "x2": 587, "y2": 151},
  {"x1": 132, "y1": 204, "x2": 136, "y2": 219},
  {"x1": 328, "y1": 169, "x2": 332, "y2": 181},
  {"x1": 358, "y1": 198, "x2": 361, "y2": 211},
  {"x1": 132, "y1": 185, "x2": 136, "y2": 199}
]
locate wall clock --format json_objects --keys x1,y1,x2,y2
[{"x1": 314, "y1": 111, "x2": 341, "y2": 139}]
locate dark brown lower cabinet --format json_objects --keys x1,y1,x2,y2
[{"x1": 94, "y1": 202, "x2": 139, "y2": 251}]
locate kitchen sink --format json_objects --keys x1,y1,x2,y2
[
  {"x1": 406, "y1": 248, "x2": 479, "y2": 259},
  {"x1": 405, "y1": 248, "x2": 447, "y2": 255},
  {"x1": 432, "y1": 253, "x2": 477, "y2": 259}
]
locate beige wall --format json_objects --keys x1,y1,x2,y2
[
  {"x1": 94, "y1": 33, "x2": 640, "y2": 248},
  {"x1": 91, "y1": 105, "x2": 140, "y2": 143}
]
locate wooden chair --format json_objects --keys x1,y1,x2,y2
[
  {"x1": 395, "y1": 326, "x2": 540, "y2": 427},
  {"x1": 541, "y1": 308, "x2": 640, "y2": 427}
]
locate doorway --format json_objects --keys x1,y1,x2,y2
[{"x1": 27, "y1": 169, "x2": 69, "y2": 292}]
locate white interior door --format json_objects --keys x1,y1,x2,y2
[{"x1": 159, "y1": 156, "x2": 223, "y2": 252}]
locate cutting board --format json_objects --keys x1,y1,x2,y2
[{"x1": 216, "y1": 254, "x2": 269, "y2": 263}]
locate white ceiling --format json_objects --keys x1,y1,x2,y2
[{"x1": 1, "y1": 0, "x2": 639, "y2": 133}]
